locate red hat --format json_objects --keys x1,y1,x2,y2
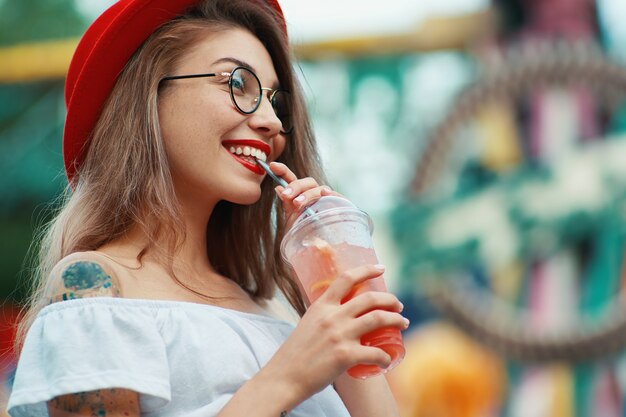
[{"x1": 63, "y1": 0, "x2": 286, "y2": 183}]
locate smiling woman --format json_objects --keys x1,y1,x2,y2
[
  {"x1": 156, "y1": 28, "x2": 287, "y2": 205},
  {"x1": 6, "y1": 0, "x2": 407, "y2": 416}
]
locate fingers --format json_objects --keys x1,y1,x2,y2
[
  {"x1": 352, "y1": 345, "x2": 393, "y2": 369},
  {"x1": 348, "y1": 309, "x2": 410, "y2": 338},
  {"x1": 320, "y1": 264, "x2": 386, "y2": 304},
  {"x1": 269, "y1": 161, "x2": 298, "y2": 183},
  {"x1": 320, "y1": 187, "x2": 342, "y2": 197},
  {"x1": 277, "y1": 177, "x2": 320, "y2": 204},
  {"x1": 270, "y1": 162, "x2": 335, "y2": 214},
  {"x1": 342, "y1": 291, "x2": 403, "y2": 318}
]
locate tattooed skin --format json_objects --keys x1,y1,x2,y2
[
  {"x1": 47, "y1": 388, "x2": 139, "y2": 417},
  {"x1": 47, "y1": 261, "x2": 139, "y2": 416},
  {"x1": 50, "y1": 261, "x2": 121, "y2": 303}
]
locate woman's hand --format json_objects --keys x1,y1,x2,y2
[
  {"x1": 262, "y1": 264, "x2": 409, "y2": 402},
  {"x1": 269, "y1": 162, "x2": 339, "y2": 229},
  {"x1": 266, "y1": 162, "x2": 408, "y2": 403}
]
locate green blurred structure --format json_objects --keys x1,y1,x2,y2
[{"x1": 0, "y1": 0, "x2": 87, "y2": 301}]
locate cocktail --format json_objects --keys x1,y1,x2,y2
[{"x1": 281, "y1": 196, "x2": 405, "y2": 379}]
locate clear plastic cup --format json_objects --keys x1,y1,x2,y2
[{"x1": 281, "y1": 196, "x2": 405, "y2": 379}]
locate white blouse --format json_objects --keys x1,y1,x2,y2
[{"x1": 7, "y1": 298, "x2": 350, "y2": 417}]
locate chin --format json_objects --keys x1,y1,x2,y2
[
  {"x1": 234, "y1": 195, "x2": 263, "y2": 206},
  {"x1": 226, "y1": 188, "x2": 263, "y2": 206}
]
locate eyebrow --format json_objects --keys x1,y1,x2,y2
[
  {"x1": 211, "y1": 57, "x2": 280, "y2": 89},
  {"x1": 212, "y1": 57, "x2": 256, "y2": 73}
]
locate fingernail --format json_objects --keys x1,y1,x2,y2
[
  {"x1": 374, "y1": 264, "x2": 385, "y2": 271},
  {"x1": 399, "y1": 302, "x2": 404, "y2": 312},
  {"x1": 403, "y1": 318, "x2": 410, "y2": 327},
  {"x1": 282, "y1": 187, "x2": 293, "y2": 196},
  {"x1": 294, "y1": 195, "x2": 305, "y2": 203}
]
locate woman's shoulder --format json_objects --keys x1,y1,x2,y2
[{"x1": 47, "y1": 251, "x2": 125, "y2": 304}]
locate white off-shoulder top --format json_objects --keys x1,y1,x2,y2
[{"x1": 7, "y1": 298, "x2": 350, "y2": 417}]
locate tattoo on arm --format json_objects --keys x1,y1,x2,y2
[
  {"x1": 48, "y1": 389, "x2": 140, "y2": 417},
  {"x1": 50, "y1": 261, "x2": 121, "y2": 304},
  {"x1": 46, "y1": 260, "x2": 135, "y2": 415}
]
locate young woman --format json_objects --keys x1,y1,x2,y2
[{"x1": 7, "y1": 0, "x2": 408, "y2": 416}]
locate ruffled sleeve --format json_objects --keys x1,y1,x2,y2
[{"x1": 7, "y1": 299, "x2": 171, "y2": 417}]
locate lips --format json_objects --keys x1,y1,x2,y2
[{"x1": 222, "y1": 139, "x2": 271, "y2": 176}]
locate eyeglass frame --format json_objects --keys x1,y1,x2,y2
[{"x1": 159, "y1": 65, "x2": 293, "y2": 134}]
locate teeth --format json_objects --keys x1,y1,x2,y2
[{"x1": 228, "y1": 145, "x2": 268, "y2": 162}]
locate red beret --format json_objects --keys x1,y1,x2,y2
[{"x1": 63, "y1": 0, "x2": 286, "y2": 183}]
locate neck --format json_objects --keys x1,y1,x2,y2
[
  {"x1": 106, "y1": 196, "x2": 220, "y2": 283},
  {"x1": 175, "y1": 198, "x2": 216, "y2": 275}
]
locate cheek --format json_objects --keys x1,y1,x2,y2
[
  {"x1": 273, "y1": 135, "x2": 287, "y2": 160},
  {"x1": 158, "y1": 96, "x2": 216, "y2": 152},
  {"x1": 158, "y1": 98, "x2": 206, "y2": 174},
  {"x1": 158, "y1": 94, "x2": 185, "y2": 146},
  {"x1": 159, "y1": 93, "x2": 201, "y2": 135}
]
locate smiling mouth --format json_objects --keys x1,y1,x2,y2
[
  {"x1": 222, "y1": 140, "x2": 270, "y2": 175},
  {"x1": 226, "y1": 145, "x2": 267, "y2": 163}
]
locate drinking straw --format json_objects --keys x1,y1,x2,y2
[
  {"x1": 255, "y1": 158, "x2": 289, "y2": 188},
  {"x1": 255, "y1": 158, "x2": 316, "y2": 217}
]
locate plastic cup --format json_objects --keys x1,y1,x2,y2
[{"x1": 281, "y1": 196, "x2": 405, "y2": 379}]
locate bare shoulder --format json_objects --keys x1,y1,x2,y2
[
  {"x1": 46, "y1": 253, "x2": 141, "y2": 414},
  {"x1": 47, "y1": 251, "x2": 124, "y2": 304}
]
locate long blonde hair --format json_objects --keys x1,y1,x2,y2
[{"x1": 17, "y1": 0, "x2": 323, "y2": 349}]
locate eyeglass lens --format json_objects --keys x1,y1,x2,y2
[{"x1": 230, "y1": 67, "x2": 292, "y2": 133}]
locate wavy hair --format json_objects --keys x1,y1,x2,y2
[{"x1": 17, "y1": 0, "x2": 324, "y2": 349}]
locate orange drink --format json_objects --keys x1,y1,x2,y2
[{"x1": 281, "y1": 196, "x2": 405, "y2": 379}]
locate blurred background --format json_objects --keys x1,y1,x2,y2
[{"x1": 4, "y1": 0, "x2": 626, "y2": 415}]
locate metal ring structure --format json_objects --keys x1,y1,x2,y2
[{"x1": 410, "y1": 40, "x2": 626, "y2": 363}]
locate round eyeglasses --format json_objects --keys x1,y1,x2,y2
[{"x1": 160, "y1": 66, "x2": 293, "y2": 134}]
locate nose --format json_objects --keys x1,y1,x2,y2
[{"x1": 248, "y1": 91, "x2": 283, "y2": 136}]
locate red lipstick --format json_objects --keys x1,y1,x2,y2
[{"x1": 222, "y1": 139, "x2": 270, "y2": 176}]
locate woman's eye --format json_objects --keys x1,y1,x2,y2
[{"x1": 231, "y1": 77, "x2": 245, "y2": 95}]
